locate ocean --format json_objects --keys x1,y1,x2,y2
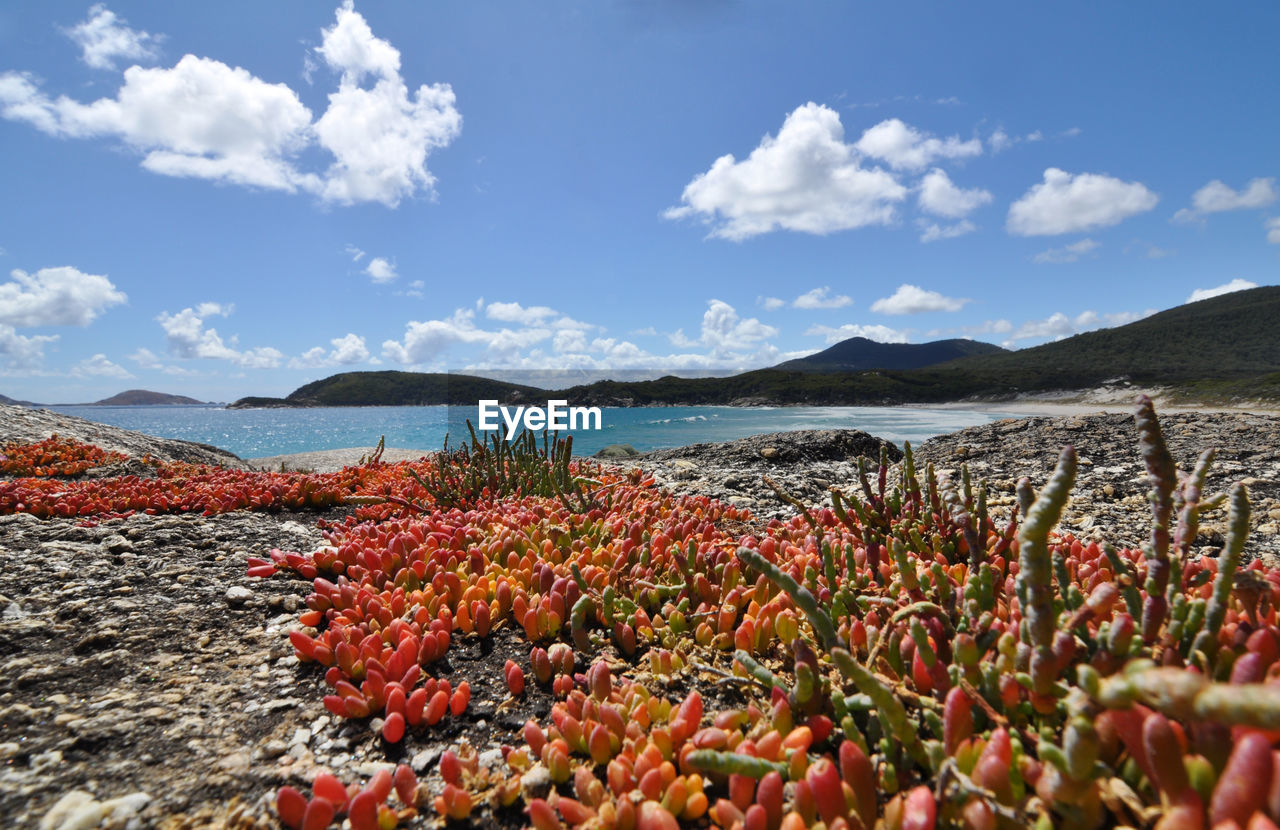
[{"x1": 42, "y1": 404, "x2": 1028, "y2": 460}]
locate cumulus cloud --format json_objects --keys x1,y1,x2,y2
[
  {"x1": 311, "y1": 3, "x2": 462, "y2": 207},
  {"x1": 1173, "y1": 178, "x2": 1277, "y2": 223},
  {"x1": 917, "y1": 169, "x2": 992, "y2": 219},
  {"x1": 1187, "y1": 279, "x2": 1257, "y2": 303},
  {"x1": 854, "y1": 118, "x2": 982, "y2": 171},
  {"x1": 0, "y1": 326, "x2": 58, "y2": 371},
  {"x1": 665, "y1": 103, "x2": 907, "y2": 240},
  {"x1": 1, "y1": 3, "x2": 460, "y2": 206},
  {"x1": 870, "y1": 284, "x2": 969, "y2": 315},
  {"x1": 758, "y1": 297, "x2": 786, "y2": 311},
  {"x1": 1033, "y1": 238, "x2": 1100, "y2": 264},
  {"x1": 365, "y1": 257, "x2": 397, "y2": 283},
  {"x1": 157, "y1": 304, "x2": 283, "y2": 368},
  {"x1": 675, "y1": 300, "x2": 777, "y2": 355},
  {"x1": 65, "y1": 4, "x2": 160, "y2": 70},
  {"x1": 793, "y1": 287, "x2": 852, "y2": 310},
  {"x1": 0, "y1": 57, "x2": 316, "y2": 192},
  {"x1": 1007, "y1": 169, "x2": 1158, "y2": 236},
  {"x1": 289, "y1": 332, "x2": 371, "y2": 368},
  {"x1": 71, "y1": 353, "x2": 133, "y2": 379},
  {"x1": 0, "y1": 266, "x2": 126, "y2": 328},
  {"x1": 805, "y1": 323, "x2": 910, "y2": 345},
  {"x1": 382, "y1": 309, "x2": 510, "y2": 365},
  {"x1": 485, "y1": 301, "x2": 592, "y2": 330},
  {"x1": 1268, "y1": 217, "x2": 1280, "y2": 244}
]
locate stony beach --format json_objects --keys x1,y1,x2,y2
[{"x1": 2, "y1": 402, "x2": 1279, "y2": 827}]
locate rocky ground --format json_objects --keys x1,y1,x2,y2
[
  {"x1": 2, "y1": 405, "x2": 1279, "y2": 827},
  {"x1": 633, "y1": 411, "x2": 1280, "y2": 563}
]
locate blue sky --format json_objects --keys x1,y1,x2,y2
[{"x1": 0, "y1": 2, "x2": 1277, "y2": 402}]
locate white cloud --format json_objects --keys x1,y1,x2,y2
[
  {"x1": 382, "y1": 298, "x2": 787, "y2": 373},
  {"x1": 685, "y1": 299, "x2": 777, "y2": 354},
  {"x1": 0, "y1": 58, "x2": 316, "y2": 192},
  {"x1": 758, "y1": 297, "x2": 786, "y2": 311},
  {"x1": 1268, "y1": 217, "x2": 1280, "y2": 244},
  {"x1": 870, "y1": 284, "x2": 969, "y2": 315},
  {"x1": 1173, "y1": 178, "x2": 1277, "y2": 223},
  {"x1": 1, "y1": 3, "x2": 460, "y2": 207},
  {"x1": 1007, "y1": 168, "x2": 1158, "y2": 236},
  {"x1": 854, "y1": 118, "x2": 982, "y2": 171},
  {"x1": 329, "y1": 332, "x2": 370, "y2": 363},
  {"x1": 382, "y1": 308, "x2": 511, "y2": 365},
  {"x1": 156, "y1": 304, "x2": 283, "y2": 368},
  {"x1": 345, "y1": 244, "x2": 366, "y2": 262},
  {"x1": 312, "y1": 2, "x2": 462, "y2": 207},
  {"x1": 365, "y1": 257, "x2": 397, "y2": 283},
  {"x1": 65, "y1": 4, "x2": 160, "y2": 71},
  {"x1": 404, "y1": 279, "x2": 425, "y2": 298},
  {"x1": 917, "y1": 168, "x2": 992, "y2": 219},
  {"x1": 1025, "y1": 130, "x2": 1044, "y2": 142},
  {"x1": 793, "y1": 286, "x2": 852, "y2": 310},
  {"x1": 988, "y1": 129, "x2": 1011, "y2": 154},
  {"x1": 665, "y1": 102, "x2": 907, "y2": 240},
  {"x1": 129, "y1": 348, "x2": 196, "y2": 376},
  {"x1": 486, "y1": 302, "x2": 558, "y2": 325},
  {"x1": 485, "y1": 301, "x2": 592, "y2": 330},
  {"x1": 1033, "y1": 238, "x2": 1100, "y2": 264},
  {"x1": 919, "y1": 220, "x2": 976, "y2": 242},
  {"x1": 71, "y1": 353, "x2": 133, "y2": 379},
  {"x1": 0, "y1": 325, "x2": 58, "y2": 370},
  {"x1": 1187, "y1": 279, "x2": 1257, "y2": 303},
  {"x1": 1004, "y1": 308, "x2": 1153, "y2": 345},
  {"x1": 805, "y1": 323, "x2": 910, "y2": 345},
  {"x1": 0, "y1": 266, "x2": 126, "y2": 327},
  {"x1": 289, "y1": 332, "x2": 370, "y2": 368}
]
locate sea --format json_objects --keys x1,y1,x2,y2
[{"x1": 43, "y1": 404, "x2": 1027, "y2": 459}]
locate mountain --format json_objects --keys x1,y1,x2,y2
[
  {"x1": 229, "y1": 371, "x2": 543, "y2": 408},
  {"x1": 229, "y1": 286, "x2": 1280, "y2": 408},
  {"x1": 556, "y1": 285, "x2": 1280, "y2": 405},
  {"x1": 774, "y1": 337, "x2": 1007, "y2": 373},
  {"x1": 0, "y1": 393, "x2": 39, "y2": 406},
  {"x1": 93, "y1": 390, "x2": 208, "y2": 406}
]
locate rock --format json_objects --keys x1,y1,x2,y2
[
  {"x1": 594, "y1": 444, "x2": 640, "y2": 459},
  {"x1": 225, "y1": 586, "x2": 254, "y2": 606},
  {"x1": 760, "y1": 446, "x2": 779, "y2": 460},
  {"x1": 521, "y1": 764, "x2": 553, "y2": 798}
]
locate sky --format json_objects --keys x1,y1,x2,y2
[{"x1": 0, "y1": 2, "x2": 1277, "y2": 403}]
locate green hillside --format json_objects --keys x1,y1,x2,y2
[
  {"x1": 93, "y1": 390, "x2": 207, "y2": 406},
  {"x1": 230, "y1": 371, "x2": 542, "y2": 408},
  {"x1": 774, "y1": 336, "x2": 1007, "y2": 373}
]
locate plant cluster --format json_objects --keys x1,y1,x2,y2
[
  {"x1": 0, "y1": 447, "x2": 428, "y2": 520},
  {"x1": 0, "y1": 434, "x2": 127, "y2": 476},
  {"x1": 7, "y1": 396, "x2": 1279, "y2": 829}
]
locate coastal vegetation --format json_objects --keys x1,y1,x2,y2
[{"x1": 6, "y1": 399, "x2": 1280, "y2": 828}]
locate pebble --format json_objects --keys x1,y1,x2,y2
[
  {"x1": 224, "y1": 586, "x2": 254, "y2": 606},
  {"x1": 521, "y1": 765, "x2": 553, "y2": 798}
]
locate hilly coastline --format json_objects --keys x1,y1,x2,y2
[{"x1": 229, "y1": 286, "x2": 1280, "y2": 409}]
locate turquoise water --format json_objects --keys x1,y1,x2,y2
[{"x1": 44, "y1": 404, "x2": 1024, "y2": 459}]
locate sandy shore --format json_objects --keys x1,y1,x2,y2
[{"x1": 246, "y1": 446, "x2": 432, "y2": 473}]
